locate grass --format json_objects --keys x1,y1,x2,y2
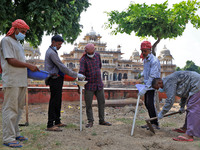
[
  {"x1": 65, "y1": 123, "x2": 78, "y2": 129},
  {"x1": 115, "y1": 118, "x2": 132, "y2": 124},
  {"x1": 91, "y1": 131, "x2": 97, "y2": 136},
  {"x1": 161, "y1": 122, "x2": 176, "y2": 127},
  {"x1": 0, "y1": 123, "x2": 49, "y2": 150}
]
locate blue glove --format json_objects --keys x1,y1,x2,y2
[
  {"x1": 138, "y1": 87, "x2": 147, "y2": 96},
  {"x1": 158, "y1": 111, "x2": 164, "y2": 120},
  {"x1": 179, "y1": 107, "x2": 185, "y2": 114}
]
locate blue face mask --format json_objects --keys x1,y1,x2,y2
[
  {"x1": 15, "y1": 32, "x2": 25, "y2": 41},
  {"x1": 159, "y1": 88, "x2": 164, "y2": 93},
  {"x1": 53, "y1": 46, "x2": 57, "y2": 50}
]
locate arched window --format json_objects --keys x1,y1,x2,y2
[
  {"x1": 113, "y1": 73, "x2": 117, "y2": 81},
  {"x1": 118, "y1": 73, "x2": 122, "y2": 81},
  {"x1": 123, "y1": 73, "x2": 128, "y2": 79}
]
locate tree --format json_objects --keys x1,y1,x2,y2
[
  {"x1": 105, "y1": 0, "x2": 200, "y2": 56},
  {"x1": 183, "y1": 60, "x2": 200, "y2": 73},
  {"x1": 0, "y1": 0, "x2": 90, "y2": 47}
]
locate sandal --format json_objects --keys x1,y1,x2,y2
[
  {"x1": 99, "y1": 121, "x2": 112, "y2": 126},
  {"x1": 173, "y1": 135, "x2": 194, "y2": 142},
  {"x1": 172, "y1": 128, "x2": 186, "y2": 133},
  {"x1": 3, "y1": 141, "x2": 22, "y2": 148},
  {"x1": 46, "y1": 126, "x2": 62, "y2": 132},
  {"x1": 85, "y1": 122, "x2": 93, "y2": 128},
  {"x1": 16, "y1": 136, "x2": 28, "y2": 141}
]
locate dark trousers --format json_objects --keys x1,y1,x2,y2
[
  {"x1": 47, "y1": 76, "x2": 64, "y2": 128},
  {"x1": 84, "y1": 89, "x2": 105, "y2": 123},
  {"x1": 144, "y1": 90, "x2": 159, "y2": 126}
]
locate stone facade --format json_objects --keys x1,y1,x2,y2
[{"x1": 61, "y1": 28, "x2": 176, "y2": 82}]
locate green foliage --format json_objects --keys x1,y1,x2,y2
[
  {"x1": 0, "y1": 0, "x2": 90, "y2": 47},
  {"x1": 177, "y1": 60, "x2": 200, "y2": 73},
  {"x1": 105, "y1": 0, "x2": 200, "y2": 55}
]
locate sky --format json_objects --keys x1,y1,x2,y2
[{"x1": 1, "y1": 0, "x2": 200, "y2": 68}]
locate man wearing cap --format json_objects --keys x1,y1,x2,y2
[
  {"x1": 79, "y1": 43, "x2": 112, "y2": 128},
  {"x1": 45, "y1": 35, "x2": 85, "y2": 132},
  {"x1": 0, "y1": 19, "x2": 39, "y2": 148},
  {"x1": 138, "y1": 41, "x2": 161, "y2": 129}
]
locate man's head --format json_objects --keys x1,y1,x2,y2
[
  {"x1": 140, "y1": 41, "x2": 152, "y2": 58},
  {"x1": 85, "y1": 43, "x2": 95, "y2": 55},
  {"x1": 51, "y1": 35, "x2": 64, "y2": 50},
  {"x1": 152, "y1": 78, "x2": 163, "y2": 90},
  {"x1": 7, "y1": 19, "x2": 30, "y2": 40}
]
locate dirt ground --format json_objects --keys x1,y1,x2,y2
[{"x1": 0, "y1": 99, "x2": 200, "y2": 150}]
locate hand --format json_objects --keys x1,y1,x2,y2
[
  {"x1": 179, "y1": 107, "x2": 185, "y2": 114},
  {"x1": 158, "y1": 111, "x2": 164, "y2": 120},
  {"x1": 78, "y1": 73, "x2": 85, "y2": 80},
  {"x1": 138, "y1": 87, "x2": 147, "y2": 96},
  {"x1": 27, "y1": 64, "x2": 39, "y2": 72}
]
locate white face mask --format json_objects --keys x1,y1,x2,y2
[
  {"x1": 53, "y1": 46, "x2": 57, "y2": 50},
  {"x1": 87, "y1": 53, "x2": 95, "y2": 58}
]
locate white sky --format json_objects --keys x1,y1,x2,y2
[{"x1": 1, "y1": 0, "x2": 200, "y2": 68}]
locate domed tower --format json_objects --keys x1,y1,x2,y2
[
  {"x1": 158, "y1": 45, "x2": 176, "y2": 77},
  {"x1": 158, "y1": 45, "x2": 173, "y2": 64},
  {"x1": 130, "y1": 48, "x2": 140, "y2": 62}
]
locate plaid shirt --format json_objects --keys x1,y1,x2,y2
[{"x1": 79, "y1": 52, "x2": 104, "y2": 91}]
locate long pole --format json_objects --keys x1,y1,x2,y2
[
  {"x1": 80, "y1": 86, "x2": 83, "y2": 131},
  {"x1": 131, "y1": 95, "x2": 140, "y2": 136}
]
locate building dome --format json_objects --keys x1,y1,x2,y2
[
  {"x1": 89, "y1": 27, "x2": 96, "y2": 36},
  {"x1": 158, "y1": 45, "x2": 173, "y2": 60},
  {"x1": 132, "y1": 48, "x2": 139, "y2": 56}
]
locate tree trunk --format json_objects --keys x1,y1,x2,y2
[{"x1": 152, "y1": 38, "x2": 161, "y2": 56}]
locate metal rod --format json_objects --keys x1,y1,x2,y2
[
  {"x1": 131, "y1": 95, "x2": 140, "y2": 136},
  {"x1": 80, "y1": 86, "x2": 83, "y2": 131}
]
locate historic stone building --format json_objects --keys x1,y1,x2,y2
[
  {"x1": 61, "y1": 28, "x2": 176, "y2": 81},
  {"x1": 23, "y1": 28, "x2": 176, "y2": 82},
  {"x1": 24, "y1": 43, "x2": 44, "y2": 69}
]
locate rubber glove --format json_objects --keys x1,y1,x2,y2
[
  {"x1": 158, "y1": 111, "x2": 164, "y2": 120},
  {"x1": 77, "y1": 73, "x2": 86, "y2": 80},
  {"x1": 179, "y1": 107, "x2": 185, "y2": 114}
]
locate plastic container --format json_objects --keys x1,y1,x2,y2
[
  {"x1": 27, "y1": 69, "x2": 49, "y2": 80},
  {"x1": 64, "y1": 74, "x2": 76, "y2": 81}
]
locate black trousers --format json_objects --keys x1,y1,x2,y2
[
  {"x1": 144, "y1": 90, "x2": 159, "y2": 126},
  {"x1": 47, "y1": 76, "x2": 64, "y2": 128}
]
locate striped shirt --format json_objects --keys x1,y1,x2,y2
[
  {"x1": 45, "y1": 46, "x2": 77, "y2": 78},
  {"x1": 79, "y1": 52, "x2": 104, "y2": 91}
]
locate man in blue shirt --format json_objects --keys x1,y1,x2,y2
[{"x1": 138, "y1": 41, "x2": 161, "y2": 129}]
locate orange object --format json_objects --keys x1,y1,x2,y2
[{"x1": 64, "y1": 74, "x2": 76, "y2": 81}]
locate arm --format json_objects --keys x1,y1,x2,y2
[
  {"x1": 50, "y1": 53, "x2": 77, "y2": 78},
  {"x1": 145, "y1": 61, "x2": 160, "y2": 88},
  {"x1": 161, "y1": 81, "x2": 177, "y2": 115},
  {"x1": 79, "y1": 58, "x2": 86, "y2": 76},
  {"x1": 7, "y1": 58, "x2": 39, "y2": 72}
]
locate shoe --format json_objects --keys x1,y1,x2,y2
[
  {"x1": 46, "y1": 126, "x2": 62, "y2": 132},
  {"x1": 99, "y1": 121, "x2": 112, "y2": 126},
  {"x1": 55, "y1": 123, "x2": 67, "y2": 127},
  {"x1": 152, "y1": 124, "x2": 160, "y2": 130},
  {"x1": 85, "y1": 122, "x2": 93, "y2": 128},
  {"x1": 141, "y1": 124, "x2": 148, "y2": 128},
  {"x1": 16, "y1": 136, "x2": 28, "y2": 141},
  {"x1": 3, "y1": 141, "x2": 22, "y2": 148}
]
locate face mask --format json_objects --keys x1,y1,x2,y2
[
  {"x1": 15, "y1": 32, "x2": 25, "y2": 40},
  {"x1": 159, "y1": 88, "x2": 164, "y2": 93},
  {"x1": 87, "y1": 53, "x2": 95, "y2": 58},
  {"x1": 53, "y1": 46, "x2": 57, "y2": 50}
]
